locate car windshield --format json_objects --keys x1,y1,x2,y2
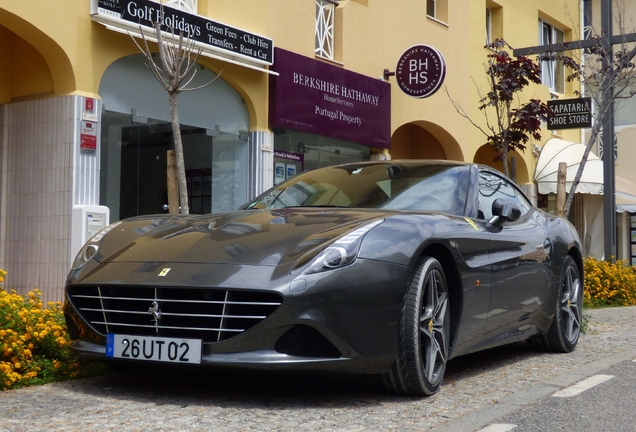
[{"x1": 246, "y1": 163, "x2": 470, "y2": 216}]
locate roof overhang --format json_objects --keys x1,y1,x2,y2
[{"x1": 616, "y1": 176, "x2": 636, "y2": 213}]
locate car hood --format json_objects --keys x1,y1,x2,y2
[{"x1": 96, "y1": 209, "x2": 387, "y2": 266}]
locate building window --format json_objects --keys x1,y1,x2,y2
[
  {"x1": 427, "y1": 0, "x2": 448, "y2": 23},
  {"x1": 156, "y1": 0, "x2": 197, "y2": 14},
  {"x1": 539, "y1": 19, "x2": 565, "y2": 94},
  {"x1": 427, "y1": 0, "x2": 436, "y2": 18},
  {"x1": 316, "y1": 0, "x2": 337, "y2": 60},
  {"x1": 486, "y1": 3, "x2": 503, "y2": 45},
  {"x1": 583, "y1": 0, "x2": 593, "y2": 40},
  {"x1": 486, "y1": 8, "x2": 492, "y2": 44}
]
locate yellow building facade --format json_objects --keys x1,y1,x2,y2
[{"x1": 0, "y1": 0, "x2": 581, "y2": 300}]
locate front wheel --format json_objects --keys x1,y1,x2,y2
[
  {"x1": 382, "y1": 256, "x2": 450, "y2": 396},
  {"x1": 531, "y1": 255, "x2": 582, "y2": 353}
]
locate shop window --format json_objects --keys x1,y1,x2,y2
[
  {"x1": 539, "y1": 19, "x2": 565, "y2": 94},
  {"x1": 315, "y1": 0, "x2": 337, "y2": 60},
  {"x1": 98, "y1": 55, "x2": 250, "y2": 220},
  {"x1": 427, "y1": 0, "x2": 448, "y2": 23}
]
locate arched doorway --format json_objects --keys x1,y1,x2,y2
[
  {"x1": 98, "y1": 55, "x2": 251, "y2": 220},
  {"x1": 0, "y1": 12, "x2": 76, "y2": 300},
  {"x1": 390, "y1": 121, "x2": 463, "y2": 161},
  {"x1": 0, "y1": 9, "x2": 75, "y2": 99},
  {"x1": 473, "y1": 144, "x2": 530, "y2": 184}
]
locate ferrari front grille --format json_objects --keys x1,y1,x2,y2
[{"x1": 66, "y1": 285, "x2": 282, "y2": 343}]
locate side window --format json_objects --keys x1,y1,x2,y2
[{"x1": 478, "y1": 171, "x2": 531, "y2": 220}]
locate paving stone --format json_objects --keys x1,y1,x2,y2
[{"x1": 1, "y1": 306, "x2": 635, "y2": 431}]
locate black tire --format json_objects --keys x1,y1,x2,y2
[
  {"x1": 382, "y1": 256, "x2": 450, "y2": 396},
  {"x1": 531, "y1": 255, "x2": 582, "y2": 353}
]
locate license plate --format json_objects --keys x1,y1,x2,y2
[{"x1": 106, "y1": 334, "x2": 202, "y2": 364}]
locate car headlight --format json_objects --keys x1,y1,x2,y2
[
  {"x1": 296, "y1": 220, "x2": 383, "y2": 275},
  {"x1": 71, "y1": 221, "x2": 124, "y2": 270}
]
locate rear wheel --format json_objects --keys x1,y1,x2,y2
[
  {"x1": 382, "y1": 256, "x2": 450, "y2": 395},
  {"x1": 530, "y1": 255, "x2": 582, "y2": 353}
]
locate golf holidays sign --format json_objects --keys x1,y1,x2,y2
[{"x1": 395, "y1": 45, "x2": 446, "y2": 98}]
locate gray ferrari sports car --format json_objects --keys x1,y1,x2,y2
[{"x1": 64, "y1": 160, "x2": 583, "y2": 396}]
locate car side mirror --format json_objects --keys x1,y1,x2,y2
[{"x1": 488, "y1": 198, "x2": 522, "y2": 228}]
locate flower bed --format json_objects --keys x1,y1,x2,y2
[
  {"x1": 0, "y1": 269, "x2": 107, "y2": 390},
  {"x1": 584, "y1": 258, "x2": 636, "y2": 308}
]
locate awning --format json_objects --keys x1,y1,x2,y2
[
  {"x1": 616, "y1": 176, "x2": 636, "y2": 213},
  {"x1": 535, "y1": 138, "x2": 636, "y2": 213},
  {"x1": 534, "y1": 138, "x2": 603, "y2": 195}
]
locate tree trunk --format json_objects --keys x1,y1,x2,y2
[
  {"x1": 563, "y1": 125, "x2": 602, "y2": 216},
  {"x1": 166, "y1": 150, "x2": 179, "y2": 214},
  {"x1": 169, "y1": 91, "x2": 190, "y2": 214}
]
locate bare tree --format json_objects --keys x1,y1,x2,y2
[
  {"x1": 446, "y1": 39, "x2": 552, "y2": 179},
  {"x1": 129, "y1": 3, "x2": 222, "y2": 214},
  {"x1": 545, "y1": 1, "x2": 636, "y2": 216}
]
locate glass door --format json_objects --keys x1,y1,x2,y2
[{"x1": 101, "y1": 111, "x2": 248, "y2": 221}]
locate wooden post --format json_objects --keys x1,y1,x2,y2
[
  {"x1": 167, "y1": 150, "x2": 179, "y2": 214},
  {"x1": 556, "y1": 162, "x2": 567, "y2": 217}
]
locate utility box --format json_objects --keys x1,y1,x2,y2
[{"x1": 71, "y1": 205, "x2": 110, "y2": 262}]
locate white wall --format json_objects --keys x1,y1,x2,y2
[{"x1": 0, "y1": 96, "x2": 97, "y2": 302}]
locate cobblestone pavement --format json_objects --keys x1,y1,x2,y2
[{"x1": 2, "y1": 306, "x2": 635, "y2": 432}]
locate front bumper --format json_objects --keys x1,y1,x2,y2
[{"x1": 64, "y1": 258, "x2": 410, "y2": 375}]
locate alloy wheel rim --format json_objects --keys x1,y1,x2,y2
[
  {"x1": 561, "y1": 265, "x2": 581, "y2": 344},
  {"x1": 420, "y1": 268, "x2": 448, "y2": 385}
]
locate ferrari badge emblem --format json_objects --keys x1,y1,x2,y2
[
  {"x1": 148, "y1": 301, "x2": 162, "y2": 322},
  {"x1": 158, "y1": 268, "x2": 171, "y2": 277}
]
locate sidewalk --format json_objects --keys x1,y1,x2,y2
[
  {"x1": 0, "y1": 306, "x2": 634, "y2": 432},
  {"x1": 430, "y1": 305, "x2": 636, "y2": 431}
]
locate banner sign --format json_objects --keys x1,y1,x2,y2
[
  {"x1": 395, "y1": 45, "x2": 446, "y2": 98},
  {"x1": 269, "y1": 48, "x2": 391, "y2": 148},
  {"x1": 80, "y1": 121, "x2": 98, "y2": 155},
  {"x1": 274, "y1": 150, "x2": 304, "y2": 163},
  {"x1": 547, "y1": 98, "x2": 592, "y2": 129},
  {"x1": 91, "y1": 0, "x2": 274, "y2": 65}
]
